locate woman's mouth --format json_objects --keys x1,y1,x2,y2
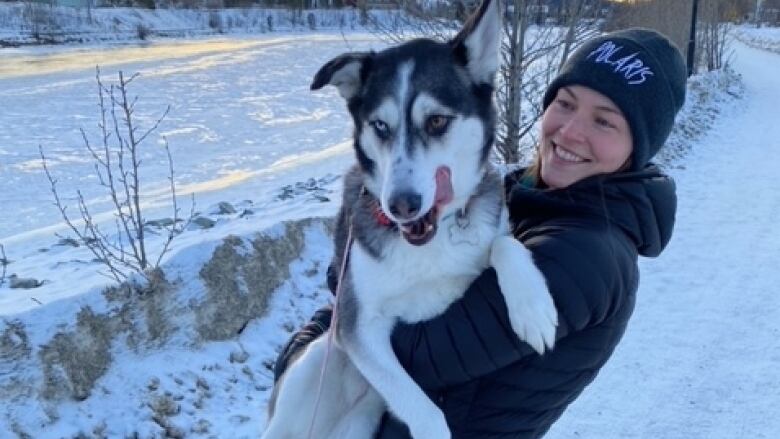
[{"x1": 553, "y1": 142, "x2": 588, "y2": 163}]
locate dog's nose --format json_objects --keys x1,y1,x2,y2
[{"x1": 388, "y1": 192, "x2": 422, "y2": 220}]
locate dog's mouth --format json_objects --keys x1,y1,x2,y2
[
  {"x1": 400, "y1": 207, "x2": 439, "y2": 246},
  {"x1": 399, "y1": 166, "x2": 453, "y2": 246}
]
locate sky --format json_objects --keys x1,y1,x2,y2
[{"x1": 1, "y1": 12, "x2": 780, "y2": 439}]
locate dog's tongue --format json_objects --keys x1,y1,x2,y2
[{"x1": 434, "y1": 166, "x2": 453, "y2": 206}]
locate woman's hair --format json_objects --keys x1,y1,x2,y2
[{"x1": 521, "y1": 153, "x2": 544, "y2": 188}]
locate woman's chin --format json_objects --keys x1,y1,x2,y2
[{"x1": 541, "y1": 165, "x2": 581, "y2": 189}]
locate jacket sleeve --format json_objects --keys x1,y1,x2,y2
[
  {"x1": 273, "y1": 305, "x2": 333, "y2": 382},
  {"x1": 390, "y1": 227, "x2": 636, "y2": 390}
]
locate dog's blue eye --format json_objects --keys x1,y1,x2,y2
[
  {"x1": 370, "y1": 120, "x2": 390, "y2": 139},
  {"x1": 425, "y1": 115, "x2": 452, "y2": 137}
]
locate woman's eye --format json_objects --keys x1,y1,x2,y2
[
  {"x1": 595, "y1": 117, "x2": 615, "y2": 130},
  {"x1": 556, "y1": 99, "x2": 574, "y2": 110},
  {"x1": 425, "y1": 115, "x2": 451, "y2": 136},
  {"x1": 370, "y1": 120, "x2": 390, "y2": 139}
]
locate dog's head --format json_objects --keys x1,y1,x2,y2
[{"x1": 312, "y1": 0, "x2": 500, "y2": 246}]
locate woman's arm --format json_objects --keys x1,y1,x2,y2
[{"x1": 390, "y1": 228, "x2": 635, "y2": 390}]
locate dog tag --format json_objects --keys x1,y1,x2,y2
[{"x1": 447, "y1": 210, "x2": 480, "y2": 247}]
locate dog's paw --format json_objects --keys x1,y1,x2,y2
[
  {"x1": 490, "y1": 236, "x2": 559, "y2": 354},
  {"x1": 504, "y1": 281, "x2": 558, "y2": 354},
  {"x1": 501, "y1": 265, "x2": 558, "y2": 354}
]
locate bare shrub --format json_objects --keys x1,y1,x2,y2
[
  {"x1": 22, "y1": 0, "x2": 57, "y2": 42},
  {"x1": 0, "y1": 244, "x2": 7, "y2": 288},
  {"x1": 134, "y1": 0, "x2": 157, "y2": 9},
  {"x1": 136, "y1": 23, "x2": 151, "y2": 40},
  {"x1": 307, "y1": 11, "x2": 317, "y2": 30},
  {"x1": 209, "y1": 11, "x2": 223, "y2": 32},
  {"x1": 697, "y1": 0, "x2": 734, "y2": 71},
  {"x1": 40, "y1": 68, "x2": 194, "y2": 284}
]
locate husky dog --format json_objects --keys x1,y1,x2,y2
[{"x1": 263, "y1": 1, "x2": 557, "y2": 437}]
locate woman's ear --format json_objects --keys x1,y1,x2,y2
[{"x1": 310, "y1": 51, "x2": 373, "y2": 100}]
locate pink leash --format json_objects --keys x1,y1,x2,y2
[{"x1": 306, "y1": 222, "x2": 353, "y2": 439}]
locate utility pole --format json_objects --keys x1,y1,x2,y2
[
  {"x1": 686, "y1": 0, "x2": 699, "y2": 77},
  {"x1": 755, "y1": 0, "x2": 763, "y2": 27}
]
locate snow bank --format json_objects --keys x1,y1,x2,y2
[
  {"x1": 655, "y1": 66, "x2": 745, "y2": 168},
  {"x1": 733, "y1": 24, "x2": 780, "y2": 54},
  {"x1": 1, "y1": 217, "x2": 334, "y2": 438},
  {"x1": 0, "y1": 3, "x2": 407, "y2": 45}
]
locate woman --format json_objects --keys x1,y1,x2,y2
[{"x1": 274, "y1": 28, "x2": 687, "y2": 438}]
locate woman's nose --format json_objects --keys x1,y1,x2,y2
[{"x1": 559, "y1": 114, "x2": 586, "y2": 142}]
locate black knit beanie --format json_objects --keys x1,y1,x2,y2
[{"x1": 542, "y1": 28, "x2": 687, "y2": 171}]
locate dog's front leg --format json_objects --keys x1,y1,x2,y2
[
  {"x1": 263, "y1": 335, "x2": 332, "y2": 439},
  {"x1": 490, "y1": 235, "x2": 558, "y2": 354},
  {"x1": 340, "y1": 319, "x2": 451, "y2": 439},
  {"x1": 328, "y1": 386, "x2": 385, "y2": 439}
]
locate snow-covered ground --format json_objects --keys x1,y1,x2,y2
[
  {"x1": 1, "y1": 25, "x2": 780, "y2": 438},
  {"x1": 734, "y1": 23, "x2": 780, "y2": 53}
]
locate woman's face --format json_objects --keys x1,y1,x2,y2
[{"x1": 539, "y1": 85, "x2": 633, "y2": 189}]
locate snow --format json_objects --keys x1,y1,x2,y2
[
  {"x1": 734, "y1": 23, "x2": 780, "y2": 54},
  {"x1": 1, "y1": 21, "x2": 780, "y2": 439}
]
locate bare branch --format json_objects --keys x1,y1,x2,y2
[
  {"x1": 74, "y1": 190, "x2": 131, "y2": 282},
  {"x1": 40, "y1": 145, "x2": 125, "y2": 284},
  {"x1": 110, "y1": 82, "x2": 142, "y2": 262},
  {"x1": 135, "y1": 105, "x2": 171, "y2": 146},
  {"x1": 116, "y1": 70, "x2": 148, "y2": 270},
  {"x1": 154, "y1": 137, "x2": 196, "y2": 268}
]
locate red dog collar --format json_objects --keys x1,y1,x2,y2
[{"x1": 362, "y1": 187, "x2": 395, "y2": 228}]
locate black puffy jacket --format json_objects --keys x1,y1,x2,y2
[
  {"x1": 375, "y1": 165, "x2": 676, "y2": 438},
  {"x1": 273, "y1": 165, "x2": 676, "y2": 439}
]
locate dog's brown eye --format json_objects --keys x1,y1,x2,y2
[{"x1": 425, "y1": 115, "x2": 451, "y2": 136}]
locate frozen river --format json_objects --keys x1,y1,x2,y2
[{"x1": 0, "y1": 33, "x2": 383, "y2": 242}]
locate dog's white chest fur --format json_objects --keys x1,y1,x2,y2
[{"x1": 350, "y1": 209, "x2": 501, "y2": 323}]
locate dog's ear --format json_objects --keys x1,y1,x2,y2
[
  {"x1": 450, "y1": 0, "x2": 501, "y2": 86},
  {"x1": 311, "y1": 52, "x2": 372, "y2": 100}
]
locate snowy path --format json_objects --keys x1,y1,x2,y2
[{"x1": 547, "y1": 42, "x2": 780, "y2": 438}]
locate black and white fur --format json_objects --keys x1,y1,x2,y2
[{"x1": 263, "y1": 1, "x2": 558, "y2": 437}]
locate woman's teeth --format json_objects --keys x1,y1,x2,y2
[{"x1": 554, "y1": 143, "x2": 586, "y2": 163}]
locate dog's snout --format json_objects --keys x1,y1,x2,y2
[{"x1": 388, "y1": 192, "x2": 422, "y2": 220}]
